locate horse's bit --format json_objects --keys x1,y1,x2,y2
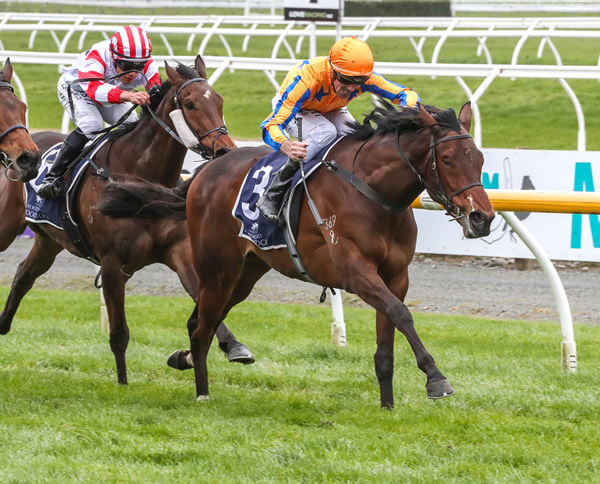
[
  {"x1": 396, "y1": 129, "x2": 482, "y2": 219},
  {"x1": 0, "y1": 80, "x2": 29, "y2": 180},
  {"x1": 173, "y1": 77, "x2": 229, "y2": 159}
]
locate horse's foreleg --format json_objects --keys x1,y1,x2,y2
[
  {"x1": 0, "y1": 233, "x2": 63, "y2": 334},
  {"x1": 386, "y1": 295, "x2": 454, "y2": 400},
  {"x1": 99, "y1": 259, "x2": 129, "y2": 385},
  {"x1": 0, "y1": 178, "x2": 26, "y2": 252},
  {"x1": 346, "y1": 264, "x2": 453, "y2": 403},
  {"x1": 167, "y1": 241, "x2": 255, "y2": 365}
]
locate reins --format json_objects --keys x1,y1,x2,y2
[{"x1": 325, "y1": 125, "x2": 480, "y2": 217}]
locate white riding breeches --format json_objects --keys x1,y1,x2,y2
[
  {"x1": 58, "y1": 76, "x2": 139, "y2": 139},
  {"x1": 272, "y1": 95, "x2": 356, "y2": 160}
]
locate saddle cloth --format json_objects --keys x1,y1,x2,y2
[
  {"x1": 232, "y1": 140, "x2": 340, "y2": 250},
  {"x1": 25, "y1": 138, "x2": 108, "y2": 230}
]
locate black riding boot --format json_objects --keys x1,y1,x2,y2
[
  {"x1": 257, "y1": 158, "x2": 299, "y2": 222},
  {"x1": 38, "y1": 128, "x2": 88, "y2": 199}
]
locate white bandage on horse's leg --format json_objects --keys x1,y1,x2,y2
[
  {"x1": 169, "y1": 109, "x2": 200, "y2": 149},
  {"x1": 185, "y1": 351, "x2": 194, "y2": 367}
]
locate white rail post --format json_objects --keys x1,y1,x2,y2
[
  {"x1": 500, "y1": 211, "x2": 577, "y2": 373},
  {"x1": 330, "y1": 289, "x2": 346, "y2": 346}
]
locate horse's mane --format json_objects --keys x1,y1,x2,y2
[
  {"x1": 346, "y1": 99, "x2": 461, "y2": 141},
  {"x1": 107, "y1": 63, "x2": 201, "y2": 141}
]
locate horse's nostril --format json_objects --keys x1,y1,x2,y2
[{"x1": 469, "y1": 210, "x2": 486, "y2": 229}]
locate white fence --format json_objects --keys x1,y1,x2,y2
[
  {"x1": 5, "y1": 0, "x2": 599, "y2": 15},
  {"x1": 1, "y1": 0, "x2": 282, "y2": 14},
  {"x1": 4, "y1": 50, "x2": 600, "y2": 152},
  {"x1": 2, "y1": 14, "x2": 600, "y2": 66},
  {"x1": 452, "y1": 0, "x2": 600, "y2": 14}
]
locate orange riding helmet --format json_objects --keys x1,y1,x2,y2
[{"x1": 328, "y1": 36, "x2": 374, "y2": 78}]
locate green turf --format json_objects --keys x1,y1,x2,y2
[{"x1": 0, "y1": 286, "x2": 599, "y2": 482}]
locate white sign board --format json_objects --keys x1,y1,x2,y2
[
  {"x1": 415, "y1": 148, "x2": 600, "y2": 261},
  {"x1": 284, "y1": 0, "x2": 341, "y2": 21}
]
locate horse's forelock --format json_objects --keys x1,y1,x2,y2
[
  {"x1": 176, "y1": 63, "x2": 200, "y2": 80},
  {"x1": 430, "y1": 107, "x2": 461, "y2": 132}
]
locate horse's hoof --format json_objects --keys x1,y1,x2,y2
[
  {"x1": 0, "y1": 317, "x2": 11, "y2": 335},
  {"x1": 167, "y1": 350, "x2": 193, "y2": 371},
  {"x1": 427, "y1": 378, "x2": 455, "y2": 399},
  {"x1": 196, "y1": 394, "x2": 210, "y2": 402},
  {"x1": 227, "y1": 343, "x2": 255, "y2": 365}
]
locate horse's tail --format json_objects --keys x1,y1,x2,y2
[{"x1": 99, "y1": 176, "x2": 188, "y2": 220}]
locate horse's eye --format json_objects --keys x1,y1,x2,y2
[{"x1": 184, "y1": 101, "x2": 195, "y2": 110}]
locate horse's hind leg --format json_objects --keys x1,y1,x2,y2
[
  {"x1": 0, "y1": 233, "x2": 63, "y2": 334},
  {"x1": 99, "y1": 257, "x2": 129, "y2": 384},
  {"x1": 167, "y1": 309, "x2": 255, "y2": 371}
]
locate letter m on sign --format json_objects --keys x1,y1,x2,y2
[{"x1": 571, "y1": 162, "x2": 600, "y2": 248}]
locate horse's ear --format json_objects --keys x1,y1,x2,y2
[
  {"x1": 194, "y1": 55, "x2": 207, "y2": 79},
  {"x1": 418, "y1": 103, "x2": 439, "y2": 132},
  {"x1": 164, "y1": 61, "x2": 181, "y2": 84},
  {"x1": 458, "y1": 101, "x2": 472, "y2": 133},
  {"x1": 1, "y1": 57, "x2": 13, "y2": 82}
]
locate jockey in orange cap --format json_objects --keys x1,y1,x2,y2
[
  {"x1": 257, "y1": 36, "x2": 420, "y2": 222},
  {"x1": 38, "y1": 25, "x2": 162, "y2": 199}
]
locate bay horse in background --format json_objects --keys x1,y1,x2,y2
[
  {"x1": 0, "y1": 58, "x2": 42, "y2": 251},
  {"x1": 0, "y1": 55, "x2": 254, "y2": 386},
  {"x1": 100, "y1": 100, "x2": 495, "y2": 407}
]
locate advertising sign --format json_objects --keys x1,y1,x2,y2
[
  {"x1": 284, "y1": 0, "x2": 342, "y2": 21},
  {"x1": 414, "y1": 149, "x2": 600, "y2": 261}
]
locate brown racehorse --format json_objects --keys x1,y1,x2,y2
[
  {"x1": 98, "y1": 101, "x2": 495, "y2": 407},
  {"x1": 0, "y1": 55, "x2": 254, "y2": 386},
  {"x1": 0, "y1": 58, "x2": 42, "y2": 251}
]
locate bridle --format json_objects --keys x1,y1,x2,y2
[
  {"x1": 0, "y1": 80, "x2": 30, "y2": 180},
  {"x1": 395, "y1": 128, "x2": 482, "y2": 218},
  {"x1": 147, "y1": 77, "x2": 229, "y2": 160},
  {"x1": 174, "y1": 78, "x2": 229, "y2": 159}
]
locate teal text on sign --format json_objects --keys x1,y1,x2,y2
[
  {"x1": 482, "y1": 172, "x2": 499, "y2": 189},
  {"x1": 572, "y1": 162, "x2": 600, "y2": 248}
]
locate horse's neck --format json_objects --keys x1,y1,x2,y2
[
  {"x1": 108, "y1": 107, "x2": 187, "y2": 187},
  {"x1": 347, "y1": 133, "x2": 429, "y2": 209}
]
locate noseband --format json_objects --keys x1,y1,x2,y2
[
  {"x1": 173, "y1": 77, "x2": 229, "y2": 159},
  {"x1": 396, "y1": 129, "x2": 482, "y2": 217},
  {"x1": 0, "y1": 80, "x2": 30, "y2": 179}
]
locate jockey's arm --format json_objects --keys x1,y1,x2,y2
[
  {"x1": 119, "y1": 90, "x2": 150, "y2": 105},
  {"x1": 280, "y1": 139, "x2": 309, "y2": 162},
  {"x1": 261, "y1": 79, "x2": 312, "y2": 153},
  {"x1": 362, "y1": 73, "x2": 420, "y2": 107}
]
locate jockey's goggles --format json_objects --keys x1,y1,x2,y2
[
  {"x1": 115, "y1": 59, "x2": 146, "y2": 72},
  {"x1": 334, "y1": 71, "x2": 370, "y2": 85}
]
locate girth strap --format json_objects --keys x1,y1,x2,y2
[{"x1": 323, "y1": 159, "x2": 407, "y2": 214}]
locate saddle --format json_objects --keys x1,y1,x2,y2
[
  {"x1": 233, "y1": 140, "x2": 342, "y2": 282},
  {"x1": 26, "y1": 137, "x2": 110, "y2": 264}
]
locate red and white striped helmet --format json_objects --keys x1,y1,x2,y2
[{"x1": 110, "y1": 25, "x2": 152, "y2": 61}]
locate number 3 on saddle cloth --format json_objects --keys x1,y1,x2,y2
[
  {"x1": 24, "y1": 137, "x2": 110, "y2": 264},
  {"x1": 233, "y1": 139, "x2": 339, "y2": 251}
]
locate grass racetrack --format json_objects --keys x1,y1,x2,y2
[
  {"x1": 1, "y1": 287, "x2": 599, "y2": 482},
  {"x1": 2, "y1": 5, "x2": 600, "y2": 482}
]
